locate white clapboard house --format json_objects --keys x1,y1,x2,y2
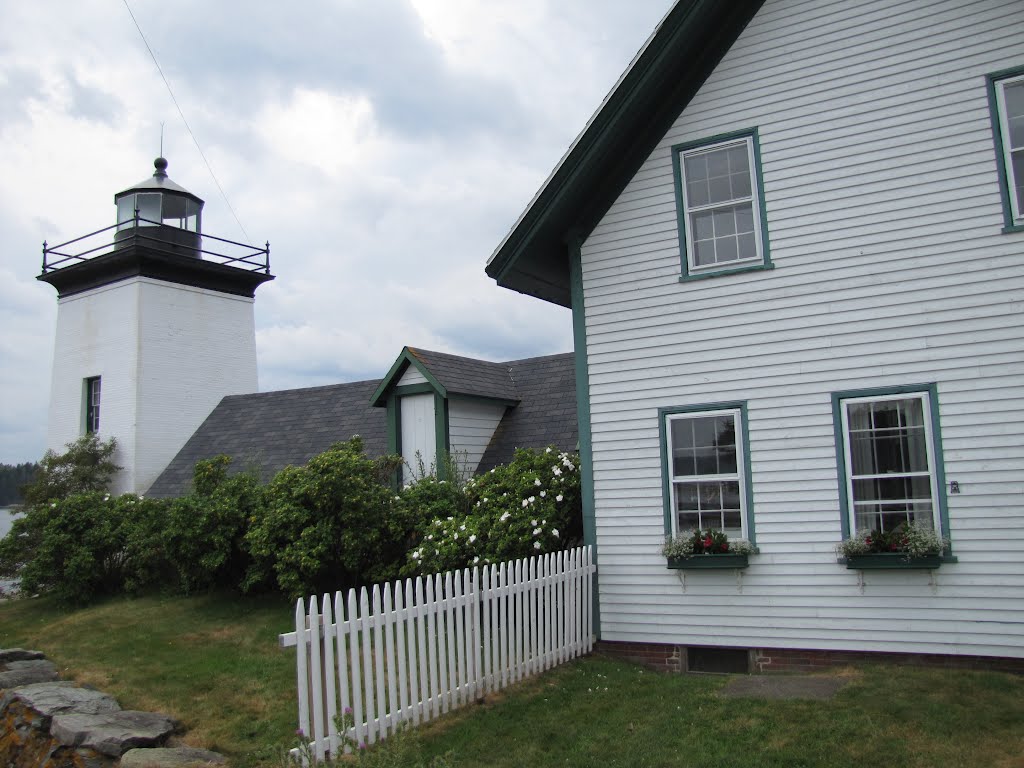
[{"x1": 488, "y1": 0, "x2": 1024, "y2": 670}]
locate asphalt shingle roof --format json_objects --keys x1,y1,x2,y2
[
  {"x1": 146, "y1": 379, "x2": 385, "y2": 498},
  {"x1": 407, "y1": 347, "x2": 519, "y2": 402},
  {"x1": 146, "y1": 350, "x2": 577, "y2": 498},
  {"x1": 477, "y1": 353, "x2": 577, "y2": 472}
]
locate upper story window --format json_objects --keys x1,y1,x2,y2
[
  {"x1": 660, "y1": 403, "x2": 754, "y2": 543},
  {"x1": 85, "y1": 376, "x2": 101, "y2": 434},
  {"x1": 832, "y1": 386, "x2": 949, "y2": 543},
  {"x1": 671, "y1": 129, "x2": 773, "y2": 280},
  {"x1": 988, "y1": 68, "x2": 1024, "y2": 231}
]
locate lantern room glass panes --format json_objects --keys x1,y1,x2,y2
[
  {"x1": 842, "y1": 394, "x2": 938, "y2": 535},
  {"x1": 677, "y1": 135, "x2": 763, "y2": 271},
  {"x1": 667, "y1": 410, "x2": 745, "y2": 538},
  {"x1": 116, "y1": 192, "x2": 200, "y2": 231}
]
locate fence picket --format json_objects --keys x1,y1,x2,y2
[
  {"x1": 283, "y1": 547, "x2": 595, "y2": 762},
  {"x1": 334, "y1": 593, "x2": 352, "y2": 754}
]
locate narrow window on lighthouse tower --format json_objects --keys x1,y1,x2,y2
[{"x1": 84, "y1": 376, "x2": 101, "y2": 434}]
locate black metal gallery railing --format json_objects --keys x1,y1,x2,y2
[{"x1": 41, "y1": 214, "x2": 270, "y2": 274}]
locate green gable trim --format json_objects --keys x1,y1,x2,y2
[
  {"x1": 370, "y1": 347, "x2": 447, "y2": 406},
  {"x1": 658, "y1": 401, "x2": 756, "y2": 547},
  {"x1": 446, "y1": 392, "x2": 519, "y2": 409},
  {"x1": 569, "y1": 236, "x2": 599, "y2": 638},
  {"x1": 486, "y1": 1, "x2": 765, "y2": 306},
  {"x1": 671, "y1": 127, "x2": 773, "y2": 280},
  {"x1": 985, "y1": 64, "x2": 1024, "y2": 232},
  {"x1": 830, "y1": 383, "x2": 951, "y2": 551}
]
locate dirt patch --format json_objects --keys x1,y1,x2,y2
[{"x1": 718, "y1": 675, "x2": 848, "y2": 701}]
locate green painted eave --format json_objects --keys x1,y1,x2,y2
[
  {"x1": 370, "y1": 347, "x2": 446, "y2": 407},
  {"x1": 485, "y1": 0, "x2": 765, "y2": 308}
]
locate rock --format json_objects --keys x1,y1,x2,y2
[
  {"x1": 0, "y1": 681, "x2": 72, "y2": 715},
  {"x1": 0, "y1": 659, "x2": 59, "y2": 688},
  {"x1": 0, "y1": 649, "x2": 46, "y2": 664},
  {"x1": 3, "y1": 682, "x2": 120, "y2": 727},
  {"x1": 50, "y1": 711, "x2": 177, "y2": 757},
  {"x1": 120, "y1": 747, "x2": 228, "y2": 768}
]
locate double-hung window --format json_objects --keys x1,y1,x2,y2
[
  {"x1": 85, "y1": 376, "x2": 101, "y2": 434},
  {"x1": 989, "y1": 68, "x2": 1024, "y2": 230},
  {"x1": 834, "y1": 387, "x2": 948, "y2": 539},
  {"x1": 660, "y1": 404, "x2": 753, "y2": 541},
  {"x1": 672, "y1": 129, "x2": 772, "y2": 279}
]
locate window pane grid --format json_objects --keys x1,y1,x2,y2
[
  {"x1": 679, "y1": 137, "x2": 761, "y2": 271},
  {"x1": 842, "y1": 394, "x2": 938, "y2": 535},
  {"x1": 998, "y1": 77, "x2": 1024, "y2": 220},
  {"x1": 667, "y1": 410, "x2": 745, "y2": 538}
]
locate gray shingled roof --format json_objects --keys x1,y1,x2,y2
[
  {"x1": 146, "y1": 379, "x2": 386, "y2": 498},
  {"x1": 146, "y1": 350, "x2": 577, "y2": 498},
  {"x1": 407, "y1": 347, "x2": 519, "y2": 402},
  {"x1": 477, "y1": 353, "x2": 577, "y2": 472}
]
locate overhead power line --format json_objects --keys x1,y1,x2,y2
[{"x1": 121, "y1": 0, "x2": 253, "y2": 245}]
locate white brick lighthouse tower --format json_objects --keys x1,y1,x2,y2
[{"x1": 38, "y1": 158, "x2": 274, "y2": 494}]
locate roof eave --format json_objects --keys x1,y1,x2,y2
[{"x1": 486, "y1": 0, "x2": 764, "y2": 307}]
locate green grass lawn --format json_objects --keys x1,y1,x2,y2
[{"x1": 2, "y1": 594, "x2": 1023, "y2": 768}]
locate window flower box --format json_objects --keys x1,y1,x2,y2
[
  {"x1": 662, "y1": 529, "x2": 753, "y2": 570},
  {"x1": 667, "y1": 553, "x2": 749, "y2": 570},
  {"x1": 844, "y1": 553, "x2": 942, "y2": 570}
]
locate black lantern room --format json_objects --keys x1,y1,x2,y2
[{"x1": 114, "y1": 157, "x2": 203, "y2": 255}]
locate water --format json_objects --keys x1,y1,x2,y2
[{"x1": 0, "y1": 506, "x2": 18, "y2": 595}]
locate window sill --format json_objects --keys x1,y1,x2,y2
[
  {"x1": 1002, "y1": 223, "x2": 1024, "y2": 234},
  {"x1": 667, "y1": 554, "x2": 749, "y2": 569},
  {"x1": 679, "y1": 262, "x2": 774, "y2": 283},
  {"x1": 840, "y1": 554, "x2": 955, "y2": 570}
]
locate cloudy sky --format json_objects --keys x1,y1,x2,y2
[{"x1": 0, "y1": 0, "x2": 673, "y2": 465}]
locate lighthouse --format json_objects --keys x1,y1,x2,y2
[{"x1": 38, "y1": 158, "x2": 274, "y2": 495}]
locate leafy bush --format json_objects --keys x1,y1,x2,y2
[
  {"x1": 126, "y1": 456, "x2": 265, "y2": 595},
  {"x1": 243, "y1": 437, "x2": 406, "y2": 598},
  {"x1": 0, "y1": 492, "x2": 167, "y2": 603},
  {"x1": 405, "y1": 447, "x2": 582, "y2": 574},
  {"x1": 20, "y1": 434, "x2": 120, "y2": 506}
]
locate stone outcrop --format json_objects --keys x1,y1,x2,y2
[{"x1": 0, "y1": 649, "x2": 225, "y2": 768}]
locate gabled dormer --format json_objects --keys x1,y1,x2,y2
[{"x1": 371, "y1": 347, "x2": 520, "y2": 481}]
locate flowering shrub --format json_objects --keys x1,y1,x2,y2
[
  {"x1": 836, "y1": 520, "x2": 947, "y2": 559},
  {"x1": 661, "y1": 529, "x2": 754, "y2": 559},
  {"x1": 404, "y1": 447, "x2": 582, "y2": 575}
]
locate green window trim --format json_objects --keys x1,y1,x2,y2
[
  {"x1": 830, "y1": 383, "x2": 952, "y2": 552},
  {"x1": 986, "y1": 65, "x2": 1024, "y2": 232},
  {"x1": 671, "y1": 128, "x2": 773, "y2": 280},
  {"x1": 658, "y1": 401, "x2": 756, "y2": 547}
]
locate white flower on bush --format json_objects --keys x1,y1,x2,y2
[
  {"x1": 500, "y1": 512, "x2": 510, "y2": 522},
  {"x1": 427, "y1": 534, "x2": 434, "y2": 541},
  {"x1": 460, "y1": 524, "x2": 466, "y2": 531},
  {"x1": 412, "y1": 551, "x2": 421, "y2": 560},
  {"x1": 556, "y1": 494, "x2": 563, "y2": 502},
  {"x1": 533, "y1": 528, "x2": 541, "y2": 536},
  {"x1": 546, "y1": 447, "x2": 552, "y2": 453},
  {"x1": 521, "y1": 499, "x2": 529, "y2": 508},
  {"x1": 474, "y1": 556, "x2": 480, "y2": 564},
  {"x1": 540, "y1": 491, "x2": 546, "y2": 498},
  {"x1": 534, "y1": 478, "x2": 541, "y2": 487},
  {"x1": 552, "y1": 467, "x2": 562, "y2": 477},
  {"x1": 534, "y1": 541, "x2": 541, "y2": 550},
  {"x1": 552, "y1": 529, "x2": 559, "y2": 538},
  {"x1": 529, "y1": 496, "x2": 536, "y2": 504},
  {"x1": 531, "y1": 520, "x2": 537, "y2": 526},
  {"x1": 454, "y1": 532, "x2": 458, "y2": 540},
  {"x1": 469, "y1": 534, "x2": 477, "y2": 544}
]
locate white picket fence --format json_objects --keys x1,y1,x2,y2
[{"x1": 278, "y1": 546, "x2": 595, "y2": 760}]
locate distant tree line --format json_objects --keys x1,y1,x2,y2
[{"x1": 0, "y1": 463, "x2": 39, "y2": 506}]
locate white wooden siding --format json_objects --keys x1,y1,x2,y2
[
  {"x1": 401, "y1": 394, "x2": 436, "y2": 479},
  {"x1": 398, "y1": 366, "x2": 428, "y2": 386},
  {"x1": 581, "y1": 0, "x2": 1024, "y2": 658},
  {"x1": 448, "y1": 398, "x2": 507, "y2": 476}
]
